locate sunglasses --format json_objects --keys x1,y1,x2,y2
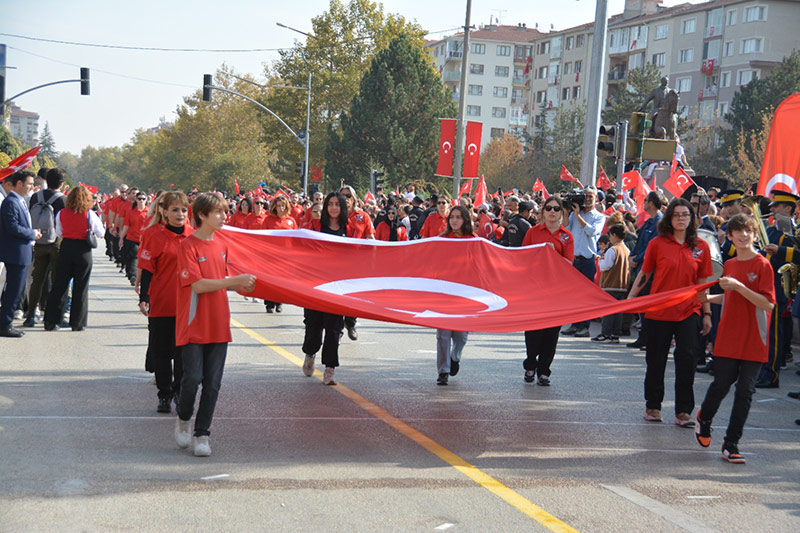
[
  {"x1": 437, "y1": 201, "x2": 448, "y2": 205},
  {"x1": 136, "y1": 197, "x2": 147, "y2": 201},
  {"x1": 312, "y1": 209, "x2": 322, "y2": 214},
  {"x1": 544, "y1": 205, "x2": 562, "y2": 212},
  {"x1": 255, "y1": 202, "x2": 265, "y2": 205}
]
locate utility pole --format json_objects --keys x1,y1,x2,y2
[
  {"x1": 615, "y1": 120, "x2": 628, "y2": 195},
  {"x1": 579, "y1": 0, "x2": 609, "y2": 187},
  {"x1": 452, "y1": 0, "x2": 472, "y2": 198}
]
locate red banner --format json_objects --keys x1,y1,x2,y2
[
  {"x1": 560, "y1": 165, "x2": 579, "y2": 183},
  {"x1": 364, "y1": 190, "x2": 376, "y2": 203},
  {"x1": 463, "y1": 121, "x2": 482, "y2": 178},
  {"x1": 663, "y1": 167, "x2": 696, "y2": 198},
  {"x1": 436, "y1": 119, "x2": 456, "y2": 177},
  {"x1": 758, "y1": 92, "x2": 800, "y2": 196},
  {"x1": 218, "y1": 228, "x2": 714, "y2": 333},
  {"x1": 0, "y1": 146, "x2": 41, "y2": 181},
  {"x1": 474, "y1": 175, "x2": 488, "y2": 206}
]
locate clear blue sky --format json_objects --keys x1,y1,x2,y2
[{"x1": 1, "y1": 0, "x2": 694, "y2": 154}]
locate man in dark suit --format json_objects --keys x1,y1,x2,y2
[{"x1": 0, "y1": 171, "x2": 41, "y2": 337}]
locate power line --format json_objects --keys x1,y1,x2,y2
[{"x1": 0, "y1": 32, "x2": 284, "y2": 53}]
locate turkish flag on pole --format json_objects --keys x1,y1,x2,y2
[
  {"x1": 560, "y1": 165, "x2": 579, "y2": 183},
  {"x1": 758, "y1": 93, "x2": 800, "y2": 195},
  {"x1": 473, "y1": 175, "x2": 488, "y2": 206},
  {"x1": 254, "y1": 185, "x2": 265, "y2": 197},
  {"x1": 217, "y1": 228, "x2": 715, "y2": 333},
  {"x1": 234, "y1": 179, "x2": 240, "y2": 195},
  {"x1": 597, "y1": 167, "x2": 615, "y2": 190},
  {"x1": 364, "y1": 190, "x2": 376, "y2": 203},
  {"x1": 0, "y1": 146, "x2": 41, "y2": 181},
  {"x1": 532, "y1": 178, "x2": 550, "y2": 199},
  {"x1": 310, "y1": 165, "x2": 322, "y2": 182},
  {"x1": 78, "y1": 182, "x2": 98, "y2": 194},
  {"x1": 634, "y1": 178, "x2": 652, "y2": 215},
  {"x1": 462, "y1": 121, "x2": 482, "y2": 178},
  {"x1": 436, "y1": 119, "x2": 457, "y2": 177},
  {"x1": 621, "y1": 170, "x2": 643, "y2": 191},
  {"x1": 458, "y1": 178, "x2": 472, "y2": 197},
  {"x1": 663, "y1": 167, "x2": 696, "y2": 198},
  {"x1": 274, "y1": 189, "x2": 290, "y2": 200}
]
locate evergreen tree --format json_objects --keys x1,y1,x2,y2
[
  {"x1": 325, "y1": 33, "x2": 457, "y2": 191},
  {"x1": 40, "y1": 121, "x2": 57, "y2": 158}
]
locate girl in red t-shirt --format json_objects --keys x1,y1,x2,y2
[
  {"x1": 229, "y1": 197, "x2": 252, "y2": 228},
  {"x1": 262, "y1": 196, "x2": 298, "y2": 313},
  {"x1": 375, "y1": 205, "x2": 408, "y2": 241}
]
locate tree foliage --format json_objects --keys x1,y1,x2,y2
[
  {"x1": 724, "y1": 108, "x2": 773, "y2": 189},
  {"x1": 325, "y1": 33, "x2": 456, "y2": 191},
  {"x1": 521, "y1": 104, "x2": 586, "y2": 192},
  {"x1": 602, "y1": 63, "x2": 664, "y2": 125},
  {"x1": 39, "y1": 122, "x2": 57, "y2": 159},
  {"x1": 479, "y1": 134, "x2": 525, "y2": 191}
]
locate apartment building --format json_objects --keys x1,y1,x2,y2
[
  {"x1": 426, "y1": 24, "x2": 541, "y2": 151},
  {"x1": 7, "y1": 104, "x2": 39, "y2": 145}
]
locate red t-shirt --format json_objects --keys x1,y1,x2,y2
[
  {"x1": 176, "y1": 235, "x2": 232, "y2": 346},
  {"x1": 420, "y1": 212, "x2": 448, "y2": 238},
  {"x1": 244, "y1": 212, "x2": 267, "y2": 229},
  {"x1": 115, "y1": 199, "x2": 132, "y2": 229},
  {"x1": 375, "y1": 221, "x2": 408, "y2": 241},
  {"x1": 714, "y1": 254, "x2": 775, "y2": 362},
  {"x1": 228, "y1": 211, "x2": 249, "y2": 228},
  {"x1": 139, "y1": 224, "x2": 194, "y2": 317},
  {"x1": 641, "y1": 234, "x2": 714, "y2": 321},
  {"x1": 347, "y1": 210, "x2": 375, "y2": 239},
  {"x1": 522, "y1": 224, "x2": 575, "y2": 262},
  {"x1": 123, "y1": 206, "x2": 149, "y2": 243},
  {"x1": 290, "y1": 204, "x2": 304, "y2": 222},
  {"x1": 262, "y1": 214, "x2": 298, "y2": 230}
]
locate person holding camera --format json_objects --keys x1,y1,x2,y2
[{"x1": 561, "y1": 188, "x2": 606, "y2": 338}]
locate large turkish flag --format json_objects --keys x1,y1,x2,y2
[
  {"x1": 218, "y1": 228, "x2": 712, "y2": 333},
  {"x1": 436, "y1": 119, "x2": 456, "y2": 177},
  {"x1": 758, "y1": 92, "x2": 800, "y2": 195},
  {"x1": 462, "y1": 121, "x2": 482, "y2": 178}
]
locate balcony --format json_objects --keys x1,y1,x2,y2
[
  {"x1": 704, "y1": 25, "x2": 723, "y2": 39},
  {"x1": 509, "y1": 114, "x2": 529, "y2": 126},
  {"x1": 607, "y1": 70, "x2": 627, "y2": 82},
  {"x1": 511, "y1": 96, "x2": 526, "y2": 105},
  {"x1": 702, "y1": 85, "x2": 719, "y2": 98},
  {"x1": 514, "y1": 55, "x2": 530, "y2": 64},
  {"x1": 442, "y1": 71, "x2": 462, "y2": 82},
  {"x1": 512, "y1": 76, "x2": 526, "y2": 86},
  {"x1": 445, "y1": 50, "x2": 463, "y2": 61}
]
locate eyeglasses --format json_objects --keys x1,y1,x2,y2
[
  {"x1": 672, "y1": 213, "x2": 692, "y2": 219},
  {"x1": 254, "y1": 202, "x2": 265, "y2": 205},
  {"x1": 544, "y1": 205, "x2": 562, "y2": 212}
]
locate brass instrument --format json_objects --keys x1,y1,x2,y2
[{"x1": 741, "y1": 195, "x2": 770, "y2": 251}]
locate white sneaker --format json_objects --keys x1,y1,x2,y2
[
  {"x1": 323, "y1": 367, "x2": 336, "y2": 385},
  {"x1": 302, "y1": 355, "x2": 315, "y2": 377},
  {"x1": 193, "y1": 435, "x2": 211, "y2": 457},
  {"x1": 175, "y1": 418, "x2": 192, "y2": 448}
]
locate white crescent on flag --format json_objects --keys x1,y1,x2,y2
[
  {"x1": 764, "y1": 173, "x2": 798, "y2": 195},
  {"x1": 442, "y1": 141, "x2": 452, "y2": 154},
  {"x1": 467, "y1": 143, "x2": 478, "y2": 156}
]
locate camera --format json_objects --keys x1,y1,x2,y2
[{"x1": 563, "y1": 192, "x2": 586, "y2": 211}]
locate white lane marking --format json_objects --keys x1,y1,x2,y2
[
  {"x1": 434, "y1": 524, "x2": 454, "y2": 531},
  {"x1": 756, "y1": 398, "x2": 776, "y2": 403},
  {"x1": 201, "y1": 474, "x2": 230, "y2": 481},
  {"x1": 602, "y1": 485, "x2": 718, "y2": 533},
  {"x1": 507, "y1": 399, "x2": 599, "y2": 405},
  {"x1": 687, "y1": 496, "x2": 721, "y2": 500},
  {"x1": 597, "y1": 376, "x2": 617, "y2": 380},
  {"x1": 410, "y1": 350, "x2": 437, "y2": 354},
  {"x1": 358, "y1": 342, "x2": 378, "y2": 345},
  {"x1": 375, "y1": 358, "x2": 403, "y2": 361},
  {"x1": 250, "y1": 363, "x2": 274, "y2": 366},
  {"x1": 116, "y1": 376, "x2": 151, "y2": 381}
]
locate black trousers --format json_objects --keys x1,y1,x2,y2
[
  {"x1": 122, "y1": 238, "x2": 139, "y2": 281},
  {"x1": 44, "y1": 239, "x2": 92, "y2": 329},
  {"x1": 644, "y1": 314, "x2": 701, "y2": 415},
  {"x1": 177, "y1": 342, "x2": 227, "y2": 437},
  {"x1": 303, "y1": 309, "x2": 343, "y2": 367},
  {"x1": 699, "y1": 357, "x2": 761, "y2": 444},
  {"x1": 25, "y1": 242, "x2": 60, "y2": 319},
  {"x1": 758, "y1": 305, "x2": 782, "y2": 384},
  {"x1": 105, "y1": 228, "x2": 113, "y2": 257},
  {"x1": 149, "y1": 316, "x2": 182, "y2": 400},
  {"x1": 523, "y1": 325, "x2": 561, "y2": 376},
  {"x1": 112, "y1": 231, "x2": 122, "y2": 263}
]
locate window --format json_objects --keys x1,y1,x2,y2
[
  {"x1": 536, "y1": 90, "x2": 546, "y2": 104},
  {"x1": 721, "y1": 71, "x2": 731, "y2": 87},
  {"x1": 744, "y1": 6, "x2": 767, "y2": 22},
  {"x1": 514, "y1": 45, "x2": 531, "y2": 59},
  {"x1": 471, "y1": 43, "x2": 485, "y2": 54},
  {"x1": 726, "y1": 9, "x2": 737, "y2": 26},
  {"x1": 470, "y1": 64, "x2": 484, "y2": 75},
  {"x1": 492, "y1": 107, "x2": 507, "y2": 118},
  {"x1": 495, "y1": 66, "x2": 509, "y2": 77},
  {"x1": 655, "y1": 24, "x2": 669, "y2": 40},
  {"x1": 609, "y1": 32, "x2": 615, "y2": 48},
  {"x1": 741, "y1": 38, "x2": 763, "y2": 54},
  {"x1": 537, "y1": 66, "x2": 548, "y2": 79},
  {"x1": 724, "y1": 41, "x2": 735, "y2": 57},
  {"x1": 490, "y1": 127, "x2": 505, "y2": 138},
  {"x1": 538, "y1": 41, "x2": 550, "y2": 55},
  {"x1": 576, "y1": 34, "x2": 584, "y2": 47},
  {"x1": 652, "y1": 53, "x2": 666, "y2": 67},
  {"x1": 562, "y1": 88, "x2": 570, "y2": 100},
  {"x1": 468, "y1": 84, "x2": 483, "y2": 96},
  {"x1": 676, "y1": 77, "x2": 691, "y2": 92},
  {"x1": 573, "y1": 86, "x2": 581, "y2": 99},
  {"x1": 566, "y1": 36, "x2": 574, "y2": 50},
  {"x1": 497, "y1": 45, "x2": 511, "y2": 56},
  {"x1": 512, "y1": 88, "x2": 523, "y2": 99},
  {"x1": 467, "y1": 105, "x2": 481, "y2": 116},
  {"x1": 564, "y1": 62, "x2": 572, "y2": 75},
  {"x1": 703, "y1": 40, "x2": 721, "y2": 60},
  {"x1": 574, "y1": 60, "x2": 582, "y2": 73},
  {"x1": 681, "y1": 18, "x2": 696, "y2": 34},
  {"x1": 737, "y1": 69, "x2": 759, "y2": 86},
  {"x1": 718, "y1": 102, "x2": 728, "y2": 116},
  {"x1": 679, "y1": 48, "x2": 694, "y2": 63},
  {"x1": 493, "y1": 86, "x2": 508, "y2": 98}
]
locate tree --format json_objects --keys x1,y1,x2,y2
[
  {"x1": 39, "y1": 122, "x2": 57, "y2": 158},
  {"x1": 724, "y1": 108, "x2": 773, "y2": 189},
  {"x1": 0, "y1": 125, "x2": 21, "y2": 159},
  {"x1": 519, "y1": 104, "x2": 586, "y2": 192},
  {"x1": 479, "y1": 134, "x2": 524, "y2": 191},
  {"x1": 602, "y1": 63, "x2": 663, "y2": 125},
  {"x1": 325, "y1": 33, "x2": 457, "y2": 191}
]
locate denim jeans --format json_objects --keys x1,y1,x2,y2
[
  {"x1": 177, "y1": 342, "x2": 227, "y2": 437},
  {"x1": 699, "y1": 357, "x2": 761, "y2": 444},
  {"x1": 570, "y1": 256, "x2": 596, "y2": 329},
  {"x1": 436, "y1": 329, "x2": 468, "y2": 374}
]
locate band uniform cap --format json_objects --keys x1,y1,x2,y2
[
  {"x1": 768, "y1": 189, "x2": 799, "y2": 206},
  {"x1": 719, "y1": 189, "x2": 744, "y2": 205}
]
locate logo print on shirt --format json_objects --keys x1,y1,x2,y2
[
  {"x1": 747, "y1": 272, "x2": 757, "y2": 283},
  {"x1": 140, "y1": 249, "x2": 152, "y2": 261},
  {"x1": 181, "y1": 269, "x2": 190, "y2": 279},
  {"x1": 560, "y1": 234, "x2": 569, "y2": 242},
  {"x1": 691, "y1": 248, "x2": 703, "y2": 259},
  {"x1": 198, "y1": 256, "x2": 206, "y2": 262}
]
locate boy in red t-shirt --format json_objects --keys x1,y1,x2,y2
[
  {"x1": 695, "y1": 214, "x2": 775, "y2": 464},
  {"x1": 174, "y1": 193, "x2": 256, "y2": 457}
]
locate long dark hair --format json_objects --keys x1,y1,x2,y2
[
  {"x1": 238, "y1": 197, "x2": 252, "y2": 213},
  {"x1": 322, "y1": 192, "x2": 348, "y2": 230},
  {"x1": 658, "y1": 197, "x2": 697, "y2": 248},
  {"x1": 442, "y1": 205, "x2": 474, "y2": 237}
]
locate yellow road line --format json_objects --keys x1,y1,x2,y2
[{"x1": 231, "y1": 318, "x2": 578, "y2": 532}]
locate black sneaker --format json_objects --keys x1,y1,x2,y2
[
  {"x1": 721, "y1": 441, "x2": 745, "y2": 464},
  {"x1": 265, "y1": 306, "x2": 274, "y2": 314},
  {"x1": 436, "y1": 373, "x2": 448, "y2": 385},
  {"x1": 538, "y1": 375, "x2": 551, "y2": 386},
  {"x1": 449, "y1": 359, "x2": 460, "y2": 376},
  {"x1": 694, "y1": 409, "x2": 712, "y2": 448},
  {"x1": 591, "y1": 334, "x2": 612, "y2": 343},
  {"x1": 275, "y1": 304, "x2": 283, "y2": 313},
  {"x1": 524, "y1": 370, "x2": 535, "y2": 383},
  {"x1": 561, "y1": 325, "x2": 578, "y2": 336},
  {"x1": 627, "y1": 340, "x2": 646, "y2": 348},
  {"x1": 346, "y1": 325, "x2": 358, "y2": 341},
  {"x1": 21, "y1": 317, "x2": 36, "y2": 327},
  {"x1": 157, "y1": 397, "x2": 172, "y2": 413}
]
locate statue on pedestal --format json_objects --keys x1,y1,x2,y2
[{"x1": 638, "y1": 76, "x2": 680, "y2": 140}]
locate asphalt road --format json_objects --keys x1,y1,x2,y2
[{"x1": 1, "y1": 247, "x2": 799, "y2": 532}]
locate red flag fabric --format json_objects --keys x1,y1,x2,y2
[
  {"x1": 364, "y1": 191, "x2": 376, "y2": 203},
  {"x1": 254, "y1": 185, "x2": 265, "y2": 197},
  {"x1": 436, "y1": 119, "x2": 457, "y2": 177},
  {"x1": 503, "y1": 189, "x2": 514, "y2": 197},
  {"x1": 234, "y1": 180, "x2": 240, "y2": 195},
  {"x1": 621, "y1": 170, "x2": 643, "y2": 191},
  {"x1": 458, "y1": 179, "x2": 472, "y2": 197},
  {"x1": 663, "y1": 167, "x2": 696, "y2": 198},
  {"x1": 0, "y1": 146, "x2": 41, "y2": 181},
  {"x1": 634, "y1": 178, "x2": 652, "y2": 215},
  {"x1": 274, "y1": 189, "x2": 290, "y2": 199},
  {"x1": 462, "y1": 121, "x2": 482, "y2": 178},
  {"x1": 560, "y1": 165, "x2": 579, "y2": 183},
  {"x1": 532, "y1": 178, "x2": 550, "y2": 199},
  {"x1": 476, "y1": 212, "x2": 495, "y2": 240},
  {"x1": 474, "y1": 175, "x2": 488, "y2": 206},
  {"x1": 597, "y1": 167, "x2": 615, "y2": 190},
  {"x1": 603, "y1": 206, "x2": 615, "y2": 216},
  {"x1": 78, "y1": 182, "x2": 98, "y2": 194},
  {"x1": 218, "y1": 228, "x2": 714, "y2": 333},
  {"x1": 758, "y1": 93, "x2": 800, "y2": 196}
]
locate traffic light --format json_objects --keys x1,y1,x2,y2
[
  {"x1": 80, "y1": 68, "x2": 90, "y2": 96},
  {"x1": 296, "y1": 161, "x2": 305, "y2": 175},
  {"x1": 202, "y1": 74, "x2": 213, "y2": 102},
  {"x1": 371, "y1": 170, "x2": 385, "y2": 192},
  {"x1": 597, "y1": 124, "x2": 618, "y2": 158}
]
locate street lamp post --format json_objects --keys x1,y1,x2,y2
[
  {"x1": 452, "y1": 0, "x2": 473, "y2": 198},
  {"x1": 579, "y1": 0, "x2": 610, "y2": 187},
  {"x1": 1, "y1": 67, "x2": 90, "y2": 116}
]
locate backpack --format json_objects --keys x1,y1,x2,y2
[{"x1": 29, "y1": 190, "x2": 64, "y2": 245}]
